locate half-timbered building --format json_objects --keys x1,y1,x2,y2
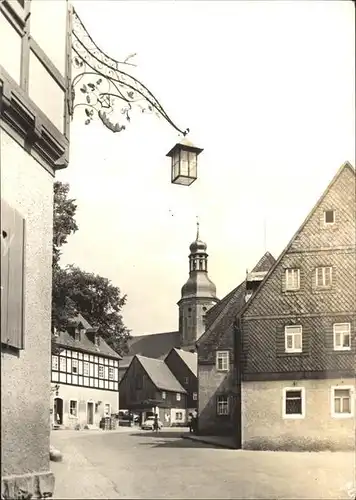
[{"x1": 51, "y1": 314, "x2": 121, "y2": 429}]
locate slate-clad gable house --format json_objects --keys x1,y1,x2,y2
[
  {"x1": 51, "y1": 314, "x2": 121, "y2": 429},
  {"x1": 238, "y1": 162, "x2": 356, "y2": 451},
  {"x1": 197, "y1": 162, "x2": 355, "y2": 450},
  {"x1": 197, "y1": 252, "x2": 276, "y2": 436}
]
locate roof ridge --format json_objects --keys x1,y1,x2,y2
[
  {"x1": 131, "y1": 330, "x2": 179, "y2": 338},
  {"x1": 239, "y1": 162, "x2": 356, "y2": 318}
]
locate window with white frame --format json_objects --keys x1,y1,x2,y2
[
  {"x1": 72, "y1": 359, "x2": 78, "y2": 374},
  {"x1": 283, "y1": 388, "x2": 305, "y2": 418},
  {"x1": 104, "y1": 403, "x2": 111, "y2": 416},
  {"x1": 69, "y1": 400, "x2": 78, "y2": 418},
  {"x1": 333, "y1": 323, "x2": 351, "y2": 351},
  {"x1": 285, "y1": 325, "x2": 302, "y2": 353},
  {"x1": 176, "y1": 393, "x2": 181, "y2": 401},
  {"x1": 216, "y1": 351, "x2": 229, "y2": 371},
  {"x1": 52, "y1": 355, "x2": 59, "y2": 371},
  {"x1": 285, "y1": 268, "x2": 300, "y2": 290},
  {"x1": 108, "y1": 367, "x2": 114, "y2": 380},
  {"x1": 332, "y1": 387, "x2": 353, "y2": 417},
  {"x1": 83, "y1": 361, "x2": 89, "y2": 376},
  {"x1": 162, "y1": 391, "x2": 166, "y2": 400},
  {"x1": 175, "y1": 412, "x2": 183, "y2": 420},
  {"x1": 217, "y1": 395, "x2": 229, "y2": 415},
  {"x1": 98, "y1": 365, "x2": 104, "y2": 379},
  {"x1": 59, "y1": 356, "x2": 66, "y2": 372},
  {"x1": 193, "y1": 392, "x2": 198, "y2": 401},
  {"x1": 316, "y1": 266, "x2": 332, "y2": 287},
  {"x1": 324, "y1": 210, "x2": 335, "y2": 225}
]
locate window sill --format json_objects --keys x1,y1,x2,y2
[
  {"x1": 333, "y1": 347, "x2": 351, "y2": 352},
  {"x1": 68, "y1": 415, "x2": 78, "y2": 419},
  {"x1": 216, "y1": 368, "x2": 229, "y2": 372},
  {"x1": 283, "y1": 414, "x2": 305, "y2": 420},
  {"x1": 331, "y1": 413, "x2": 354, "y2": 419},
  {"x1": 285, "y1": 350, "x2": 303, "y2": 354}
]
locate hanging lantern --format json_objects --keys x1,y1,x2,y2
[{"x1": 166, "y1": 138, "x2": 203, "y2": 186}]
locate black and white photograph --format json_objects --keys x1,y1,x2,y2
[{"x1": 0, "y1": 0, "x2": 355, "y2": 498}]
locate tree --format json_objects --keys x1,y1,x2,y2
[
  {"x1": 52, "y1": 181, "x2": 130, "y2": 355},
  {"x1": 53, "y1": 181, "x2": 79, "y2": 268}
]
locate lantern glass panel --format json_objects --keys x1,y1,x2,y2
[
  {"x1": 180, "y1": 150, "x2": 189, "y2": 176},
  {"x1": 188, "y1": 151, "x2": 197, "y2": 178},
  {"x1": 172, "y1": 150, "x2": 180, "y2": 180}
]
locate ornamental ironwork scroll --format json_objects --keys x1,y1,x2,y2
[{"x1": 70, "y1": 8, "x2": 189, "y2": 135}]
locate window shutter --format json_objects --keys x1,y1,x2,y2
[{"x1": 1, "y1": 199, "x2": 25, "y2": 349}]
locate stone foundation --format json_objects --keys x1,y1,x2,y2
[{"x1": 1, "y1": 471, "x2": 55, "y2": 499}]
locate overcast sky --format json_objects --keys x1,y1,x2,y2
[{"x1": 57, "y1": 0, "x2": 355, "y2": 336}]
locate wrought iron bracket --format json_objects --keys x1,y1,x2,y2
[{"x1": 70, "y1": 7, "x2": 189, "y2": 136}]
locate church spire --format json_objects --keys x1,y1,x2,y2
[{"x1": 178, "y1": 225, "x2": 218, "y2": 350}]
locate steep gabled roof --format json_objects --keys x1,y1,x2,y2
[
  {"x1": 204, "y1": 285, "x2": 237, "y2": 327},
  {"x1": 128, "y1": 331, "x2": 180, "y2": 359},
  {"x1": 239, "y1": 161, "x2": 356, "y2": 320},
  {"x1": 137, "y1": 355, "x2": 187, "y2": 393},
  {"x1": 197, "y1": 252, "x2": 276, "y2": 351},
  {"x1": 168, "y1": 348, "x2": 198, "y2": 376},
  {"x1": 119, "y1": 355, "x2": 133, "y2": 369},
  {"x1": 54, "y1": 329, "x2": 121, "y2": 359},
  {"x1": 68, "y1": 313, "x2": 98, "y2": 332}
]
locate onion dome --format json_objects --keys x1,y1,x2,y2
[{"x1": 189, "y1": 239, "x2": 207, "y2": 253}]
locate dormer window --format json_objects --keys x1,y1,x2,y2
[
  {"x1": 245, "y1": 291, "x2": 253, "y2": 302},
  {"x1": 94, "y1": 334, "x2": 100, "y2": 347},
  {"x1": 324, "y1": 210, "x2": 335, "y2": 225}
]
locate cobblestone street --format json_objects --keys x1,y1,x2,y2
[{"x1": 51, "y1": 428, "x2": 355, "y2": 499}]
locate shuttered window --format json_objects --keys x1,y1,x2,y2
[{"x1": 1, "y1": 199, "x2": 25, "y2": 349}]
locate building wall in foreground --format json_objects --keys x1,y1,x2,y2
[
  {"x1": 198, "y1": 363, "x2": 234, "y2": 436},
  {"x1": 242, "y1": 378, "x2": 355, "y2": 451},
  {"x1": 1, "y1": 131, "x2": 54, "y2": 477}
]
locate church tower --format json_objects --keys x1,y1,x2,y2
[{"x1": 178, "y1": 223, "x2": 219, "y2": 351}]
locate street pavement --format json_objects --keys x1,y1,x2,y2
[{"x1": 51, "y1": 427, "x2": 356, "y2": 499}]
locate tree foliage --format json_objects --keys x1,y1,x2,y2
[
  {"x1": 52, "y1": 181, "x2": 130, "y2": 355},
  {"x1": 53, "y1": 181, "x2": 79, "y2": 268}
]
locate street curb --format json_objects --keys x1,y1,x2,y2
[{"x1": 180, "y1": 434, "x2": 237, "y2": 450}]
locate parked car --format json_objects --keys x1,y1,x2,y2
[{"x1": 141, "y1": 416, "x2": 163, "y2": 430}]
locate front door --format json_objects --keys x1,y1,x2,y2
[
  {"x1": 87, "y1": 402, "x2": 94, "y2": 425},
  {"x1": 54, "y1": 398, "x2": 63, "y2": 425}
]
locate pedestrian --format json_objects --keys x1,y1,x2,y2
[
  {"x1": 188, "y1": 413, "x2": 193, "y2": 433},
  {"x1": 192, "y1": 409, "x2": 198, "y2": 434},
  {"x1": 153, "y1": 413, "x2": 159, "y2": 433}
]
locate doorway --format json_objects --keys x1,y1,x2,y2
[
  {"x1": 54, "y1": 398, "x2": 63, "y2": 425},
  {"x1": 87, "y1": 402, "x2": 94, "y2": 425}
]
